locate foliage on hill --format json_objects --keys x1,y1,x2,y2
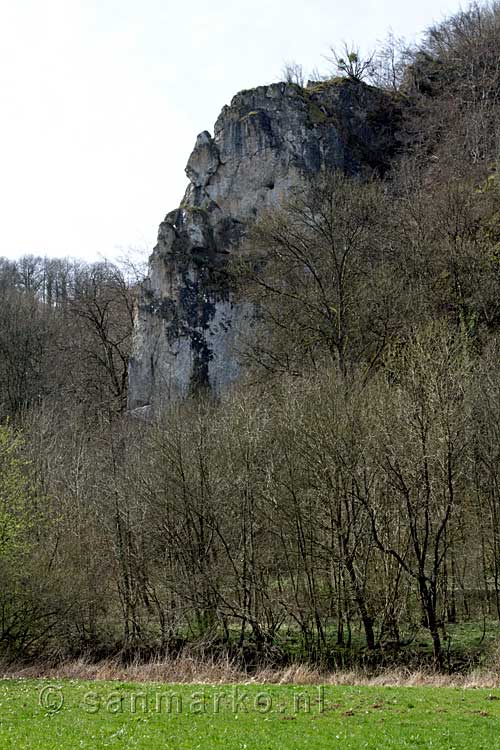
[{"x1": 0, "y1": 1, "x2": 500, "y2": 671}]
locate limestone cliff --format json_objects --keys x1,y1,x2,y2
[{"x1": 128, "y1": 79, "x2": 403, "y2": 410}]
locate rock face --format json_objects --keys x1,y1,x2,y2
[{"x1": 128, "y1": 79, "x2": 402, "y2": 410}]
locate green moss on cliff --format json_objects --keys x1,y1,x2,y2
[{"x1": 239, "y1": 110, "x2": 260, "y2": 122}]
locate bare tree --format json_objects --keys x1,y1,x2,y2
[
  {"x1": 281, "y1": 60, "x2": 306, "y2": 87},
  {"x1": 326, "y1": 43, "x2": 375, "y2": 82},
  {"x1": 361, "y1": 324, "x2": 473, "y2": 664},
  {"x1": 370, "y1": 31, "x2": 414, "y2": 91},
  {"x1": 234, "y1": 171, "x2": 394, "y2": 378}
]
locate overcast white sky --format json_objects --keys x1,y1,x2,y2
[{"x1": 0, "y1": 0, "x2": 465, "y2": 261}]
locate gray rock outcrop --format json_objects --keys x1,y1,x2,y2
[{"x1": 128, "y1": 79, "x2": 403, "y2": 410}]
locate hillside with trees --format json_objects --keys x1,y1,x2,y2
[{"x1": 1, "y1": 1, "x2": 500, "y2": 673}]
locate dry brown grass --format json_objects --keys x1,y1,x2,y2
[{"x1": 2, "y1": 656, "x2": 500, "y2": 688}]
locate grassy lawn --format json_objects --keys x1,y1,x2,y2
[{"x1": 1, "y1": 680, "x2": 500, "y2": 749}]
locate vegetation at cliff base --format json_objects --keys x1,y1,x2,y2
[{"x1": 1, "y1": 1, "x2": 500, "y2": 679}]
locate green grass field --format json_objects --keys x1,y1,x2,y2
[{"x1": 1, "y1": 679, "x2": 500, "y2": 749}]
